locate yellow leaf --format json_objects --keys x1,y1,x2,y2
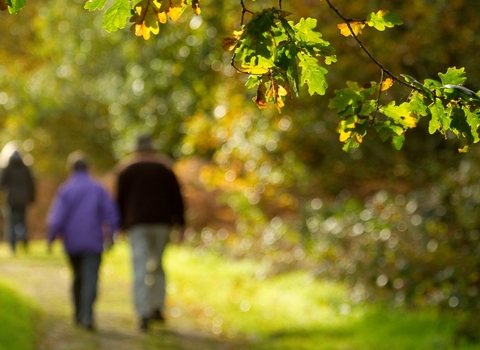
[
  {"x1": 168, "y1": 7, "x2": 183, "y2": 21},
  {"x1": 381, "y1": 78, "x2": 394, "y2": 91},
  {"x1": 240, "y1": 64, "x2": 269, "y2": 75},
  {"x1": 132, "y1": 23, "x2": 154, "y2": 40},
  {"x1": 339, "y1": 129, "x2": 351, "y2": 142},
  {"x1": 130, "y1": 0, "x2": 162, "y2": 39},
  {"x1": 192, "y1": 0, "x2": 201, "y2": 15},
  {"x1": 338, "y1": 120, "x2": 357, "y2": 142},
  {"x1": 266, "y1": 85, "x2": 274, "y2": 100},
  {"x1": 276, "y1": 97, "x2": 285, "y2": 111},
  {"x1": 277, "y1": 85, "x2": 288, "y2": 97},
  {"x1": 157, "y1": 11, "x2": 167, "y2": 24},
  {"x1": 166, "y1": 0, "x2": 187, "y2": 21},
  {"x1": 337, "y1": 21, "x2": 365, "y2": 37},
  {"x1": 402, "y1": 113, "x2": 418, "y2": 128}
]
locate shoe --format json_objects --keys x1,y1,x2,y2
[
  {"x1": 81, "y1": 319, "x2": 95, "y2": 331},
  {"x1": 83, "y1": 323, "x2": 95, "y2": 332},
  {"x1": 150, "y1": 309, "x2": 165, "y2": 322},
  {"x1": 140, "y1": 317, "x2": 149, "y2": 332}
]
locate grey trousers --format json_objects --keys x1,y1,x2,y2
[{"x1": 129, "y1": 224, "x2": 170, "y2": 318}]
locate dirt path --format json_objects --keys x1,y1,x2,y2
[{"x1": 0, "y1": 244, "x2": 240, "y2": 350}]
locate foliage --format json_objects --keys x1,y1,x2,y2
[
  {"x1": 5, "y1": 0, "x2": 480, "y2": 152},
  {"x1": 332, "y1": 67, "x2": 480, "y2": 152},
  {"x1": 304, "y1": 181, "x2": 480, "y2": 311}
]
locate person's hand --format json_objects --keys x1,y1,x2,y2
[
  {"x1": 104, "y1": 238, "x2": 114, "y2": 251},
  {"x1": 177, "y1": 226, "x2": 186, "y2": 243},
  {"x1": 171, "y1": 226, "x2": 186, "y2": 243}
]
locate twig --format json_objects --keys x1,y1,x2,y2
[
  {"x1": 373, "y1": 69, "x2": 385, "y2": 121},
  {"x1": 240, "y1": 0, "x2": 253, "y2": 26},
  {"x1": 324, "y1": 0, "x2": 421, "y2": 93}
]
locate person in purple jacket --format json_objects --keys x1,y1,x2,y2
[{"x1": 47, "y1": 151, "x2": 119, "y2": 331}]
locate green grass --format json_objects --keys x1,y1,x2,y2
[
  {"x1": 1, "y1": 240, "x2": 479, "y2": 349},
  {"x1": 0, "y1": 280, "x2": 38, "y2": 350},
  {"x1": 161, "y1": 245, "x2": 478, "y2": 350}
]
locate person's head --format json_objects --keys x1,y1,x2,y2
[
  {"x1": 134, "y1": 134, "x2": 157, "y2": 153},
  {"x1": 8, "y1": 150, "x2": 23, "y2": 164},
  {"x1": 67, "y1": 150, "x2": 89, "y2": 173}
]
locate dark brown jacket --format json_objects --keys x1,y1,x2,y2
[{"x1": 116, "y1": 153, "x2": 185, "y2": 230}]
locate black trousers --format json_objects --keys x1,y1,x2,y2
[{"x1": 68, "y1": 253, "x2": 102, "y2": 326}]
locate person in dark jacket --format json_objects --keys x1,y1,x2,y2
[
  {"x1": 0, "y1": 150, "x2": 35, "y2": 253},
  {"x1": 47, "y1": 151, "x2": 119, "y2": 331},
  {"x1": 116, "y1": 134, "x2": 185, "y2": 331}
]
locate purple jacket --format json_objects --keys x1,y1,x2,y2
[{"x1": 47, "y1": 171, "x2": 119, "y2": 255}]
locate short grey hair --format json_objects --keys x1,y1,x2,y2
[{"x1": 66, "y1": 150, "x2": 89, "y2": 172}]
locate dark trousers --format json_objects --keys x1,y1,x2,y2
[
  {"x1": 4, "y1": 205, "x2": 27, "y2": 252},
  {"x1": 68, "y1": 253, "x2": 102, "y2": 327}
]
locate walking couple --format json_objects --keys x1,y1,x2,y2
[{"x1": 47, "y1": 135, "x2": 185, "y2": 331}]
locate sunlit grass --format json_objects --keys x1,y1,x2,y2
[
  {"x1": 0, "y1": 280, "x2": 38, "y2": 350},
  {"x1": 157, "y1": 245, "x2": 475, "y2": 349},
  {"x1": 0, "y1": 240, "x2": 479, "y2": 349}
]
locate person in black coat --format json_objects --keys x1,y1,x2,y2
[
  {"x1": 116, "y1": 134, "x2": 185, "y2": 331},
  {"x1": 0, "y1": 151, "x2": 35, "y2": 253}
]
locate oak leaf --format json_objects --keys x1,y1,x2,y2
[
  {"x1": 253, "y1": 84, "x2": 268, "y2": 109},
  {"x1": 381, "y1": 78, "x2": 393, "y2": 91},
  {"x1": 221, "y1": 30, "x2": 244, "y2": 52},
  {"x1": 192, "y1": 0, "x2": 200, "y2": 15},
  {"x1": 130, "y1": 0, "x2": 161, "y2": 40},
  {"x1": 337, "y1": 21, "x2": 365, "y2": 37}
]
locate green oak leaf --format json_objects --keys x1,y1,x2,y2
[
  {"x1": 408, "y1": 91, "x2": 429, "y2": 116},
  {"x1": 381, "y1": 101, "x2": 417, "y2": 129},
  {"x1": 7, "y1": 0, "x2": 25, "y2": 14},
  {"x1": 439, "y1": 84, "x2": 480, "y2": 103},
  {"x1": 293, "y1": 18, "x2": 325, "y2": 44},
  {"x1": 374, "y1": 121, "x2": 405, "y2": 150},
  {"x1": 84, "y1": 0, "x2": 108, "y2": 11},
  {"x1": 424, "y1": 78, "x2": 442, "y2": 92},
  {"x1": 246, "y1": 75, "x2": 262, "y2": 89},
  {"x1": 367, "y1": 11, "x2": 403, "y2": 31},
  {"x1": 298, "y1": 52, "x2": 328, "y2": 96},
  {"x1": 329, "y1": 81, "x2": 378, "y2": 115},
  {"x1": 438, "y1": 67, "x2": 467, "y2": 86},
  {"x1": 428, "y1": 98, "x2": 451, "y2": 134},
  {"x1": 359, "y1": 99, "x2": 376, "y2": 116},
  {"x1": 401, "y1": 74, "x2": 434, "y2": 100},
  {"x1": 329, "y1": 81, "x2": 362, "y2": 112},
  {"x1": 450, "y1": 107, "x2": 474, "y2": 146},
  {"x1": 287, "y1": 42, "x2": 300, "y2": 96},
  {"x1": 463, "y1": 106, "x2": 480, "y2": 143},
  {"x1": 102, "y1": 0, "x2": 131, "y2": 32},
  {"x1": 234, "y1": 11, "x2": 277, "y2": 70}
]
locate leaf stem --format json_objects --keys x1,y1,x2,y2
[{"x1": 373, "y1": 70, "x2": 385, "y2": 122}]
